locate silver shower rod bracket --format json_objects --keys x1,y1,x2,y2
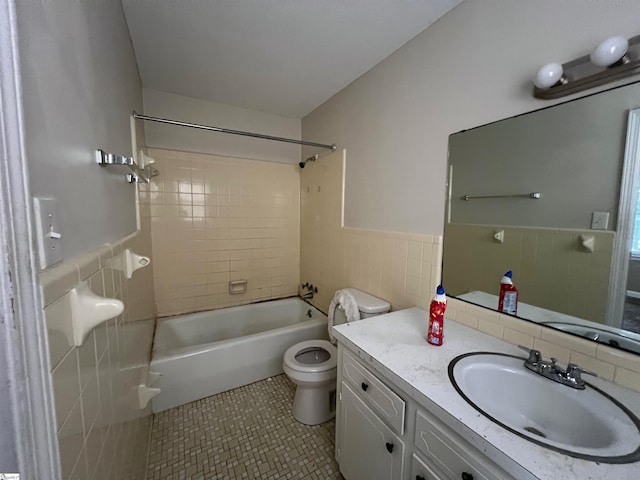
[{"x1": 96, "y1": 149, "x2": 149, "y2": 184}]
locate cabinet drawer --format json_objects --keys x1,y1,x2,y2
[
  {"x1": 411, "y1": 453, "x2": 443, "y2": 480},
  {"x1": 415, "y1": 409, "x2": 512, "y2": 480},
  {"x1": 342, "y1": 350, "x2": 406, "y2": 435}
]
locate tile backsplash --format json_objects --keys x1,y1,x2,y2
[
  {"x1": 142, "y1": 148, "x2": 300, "y2": 317},
  {"x1": 39, "y1": 231, "x2": 154, "y2": 480},
  {"x1": 301, "y1": 149, "x2": 640, "y2": 393}
]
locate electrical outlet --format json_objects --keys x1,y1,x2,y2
[
  {"x1": 591, "y1": 211, "x2": 609, "y2": 230},
  {"x1": 34, "y1": 197, "x2": 62, "y2": 269}
]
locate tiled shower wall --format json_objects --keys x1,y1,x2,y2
[
  {"x1": 300, "y1": 150, "x2": 640, "y2": 393},
  {"x1": 143, "y1": 148, "x2": 300, "y2": 317},
  {"x1": 443, "y1": 223, "x2": 613, "y2": 324},
  {"x1": 39, "y1": 230, "x2": 155, "y2": 480}
]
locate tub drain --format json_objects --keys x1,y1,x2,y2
[{"x1": 524, "y1": 426, "x2": 546, "y2": 438}]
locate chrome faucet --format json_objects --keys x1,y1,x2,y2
[
  {"x1": 518, "y1": 346, "x2": 597, "y2": 390},
  {"x1": 300, "y1": 282, "x2": 317, "y2": 300}
]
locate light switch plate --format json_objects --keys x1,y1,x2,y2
[
  {"x1": 33, "y1": 197, "x2": 62, "y2": 269},
  {"x1": 591, "y1": 211, "x2": 609, "y2": 230}
]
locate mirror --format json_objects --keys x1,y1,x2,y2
[{"x1": 443, "y1": 81, "x2": 640, "y2": 355}]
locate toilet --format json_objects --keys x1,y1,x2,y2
[{"x1": 282, "y1": 288, "x2": 391, "y2": 425}]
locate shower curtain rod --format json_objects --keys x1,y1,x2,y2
[{"x1": 132, "y1": 112, "x2": 337, "y2": 151}]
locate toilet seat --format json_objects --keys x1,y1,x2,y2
[{"x1": 283, "y1": 340, "x2": 337, "y2": 374}]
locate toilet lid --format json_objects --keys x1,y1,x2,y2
[{"x1": 284, "y1": 340, "x2": 337, "y2": 373}]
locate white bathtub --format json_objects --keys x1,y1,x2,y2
[{"x1": 150, "y1": 297, "x2": 329, "y2": 412}]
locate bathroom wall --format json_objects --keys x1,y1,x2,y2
[
  {"x1": 299, "y1": 2, "x2": 640, "y2": 391},
  {"x1": 301, "y1": 149, "x2": 640, "y2": 393},
  {"x1": 12, "y1": 1, "x2": 156, "y2": 478},
  {"x1": 15, "y1": 0, "x2": 142, "y2": 260},
  {"x1": 300, "y1": 150, "x2": 441, "y2": 314},
  {"x1": 443, "y1": 224, "x2": 613, "y2": 324},
  {"x1": 39, "y1": 232, "x2": 155, "y2": 480},
  {"x1": 146, "y1": 148, "x2": 300, "y2": 317},
  {"x1": 143, "y1": 89, "x2": 302, "y2": 163},
  {"x1": 301, "y1": 0, "x2": 640, "y2": 235}
]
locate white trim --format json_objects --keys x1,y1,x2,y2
[
  {"x1": 626, "y1": 290, "x2": 640, "y2": 300},
  {"x1": 609, "y1": 108, "x2": 640, "y2": 329},
  {"x1": 0, "y1": 0, "x2": 61, "y2": 477}
]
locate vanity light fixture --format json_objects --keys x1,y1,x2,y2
[{"x1": 533, "y1": 34, "x2": 640, "y2": 99}]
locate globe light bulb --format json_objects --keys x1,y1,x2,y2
[
  {"x1": 590, "y1": 35, "x2": 629, "y2": 67},
  {"x1": 534, "y1": 63, "x2": 564, "y2": 89}
]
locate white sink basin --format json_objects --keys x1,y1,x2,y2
[{"x1": 449, "y1": 353, "x2": 640, "y2": 462}]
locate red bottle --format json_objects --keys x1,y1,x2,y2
[
  {"x1": 427, "y1": 285, "x2": 447, "y2": 346},
  {"x1": 499, "y1": 271, "x2": 518, "y2": 315}
]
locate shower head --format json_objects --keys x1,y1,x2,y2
[{"x1": 299, "y1": 154, "x2": 318, "y2": 169}]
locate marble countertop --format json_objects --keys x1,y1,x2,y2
[{"x1": 332, "y1": 307, "x2": 640, "y2": 480}]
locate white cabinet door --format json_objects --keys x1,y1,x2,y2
[{"x1": 338, "y1": 382, "x2": 404, "y2": 480}]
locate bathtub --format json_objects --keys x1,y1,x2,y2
[{"x1": 150, "y1": 297, "x2": 329, "y2": 412}]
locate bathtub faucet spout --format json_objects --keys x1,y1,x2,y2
[{"x1": 301, "y1": 291, "x2": 314, "y2": 300}]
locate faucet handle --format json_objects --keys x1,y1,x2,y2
[
  {"x1": 566, "y1": 363, "x2": 597, "y2": 378},
  {"x1": 565, "y1": 363, "x2": 597, "y2": 388},
  {"x1": 518, "y1": 345, "x2": 541, "y2": 362}
]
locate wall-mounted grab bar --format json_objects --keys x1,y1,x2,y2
[{"x1": 461, "y1": 192, "x2": 541, "y2": 201}]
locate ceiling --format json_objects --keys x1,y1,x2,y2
[{"x1": 122, "y1": 0, "x2": 461, "y2": 119}]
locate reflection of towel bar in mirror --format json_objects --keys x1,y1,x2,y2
[{"x1": 461, "y1": 192, "x2": 541, "y2": 201}]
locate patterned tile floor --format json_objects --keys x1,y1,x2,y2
[{"x1": 146, "y1": 375, "x2": 343, "y2": 479}]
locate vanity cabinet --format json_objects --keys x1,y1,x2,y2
[
  {"x1": 339, "y1": 382, "x2": 405, "y2": 480},
  {"x1": 336, "y1": 345, "x2": 513, "y2": 480},
  {"x1": 415, "y1": 409, "x2": 509, "y2": 480}
]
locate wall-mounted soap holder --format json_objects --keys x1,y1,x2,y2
[
  {"x1": 139, "y1": 151, "x2": 160, "y2": 180},
  {"x1": 132, "y1": 367, "x2": 162, "y2": 410},
  {"x1": 96, "y1": 149, "x2": 151, "y2": 184},
  {"x1": 112, "y1": 249, "x2": 151, "y2": 279},
  {"x1": 579, "y1": 234, "x2": 595, "y2": 253},
  {"x1": 69, "y1": 282, "x2": 124, "y2": 347},
  {"x1": 493, "y1": 230, "x2": 505, "y2": 243},
  {"x1": 229, "y1": 279, "x2": 248, "y2": 295}
]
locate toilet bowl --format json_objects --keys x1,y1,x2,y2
[
  {"x1": 283, "y1": 288, "x2": 390, "y2": 425},
  {"x1": 283, "y1": 339, "x2": 337, "y2": 425}
]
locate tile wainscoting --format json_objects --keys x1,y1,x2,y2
[{"x1": 40, "y1": 231, "x2": 155, "y2": 480}]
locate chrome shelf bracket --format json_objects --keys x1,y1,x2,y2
[{"x1": 96, "y1": 149, "x2": 149, "y2": 184}]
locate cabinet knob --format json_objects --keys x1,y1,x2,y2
[
  {"x1": 361, "y1": 382, "x2": 369, "y2": 392},
  {"x1": 385, "y1": 442, "x2": 394, "y2": 453},
  {"x1": 461, "y1": 473, "x2": 474, "y2": 480},
  {"x1": 416, "y1": 476, "x2": 426, "y2": 480}
]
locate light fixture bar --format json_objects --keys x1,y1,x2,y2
[{"x1": 534, "y1": 34, "x2": 640, "y2": 100}]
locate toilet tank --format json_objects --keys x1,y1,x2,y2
[{"x1": 334, "y1": 288, "x2": 391, "y2": 324}]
